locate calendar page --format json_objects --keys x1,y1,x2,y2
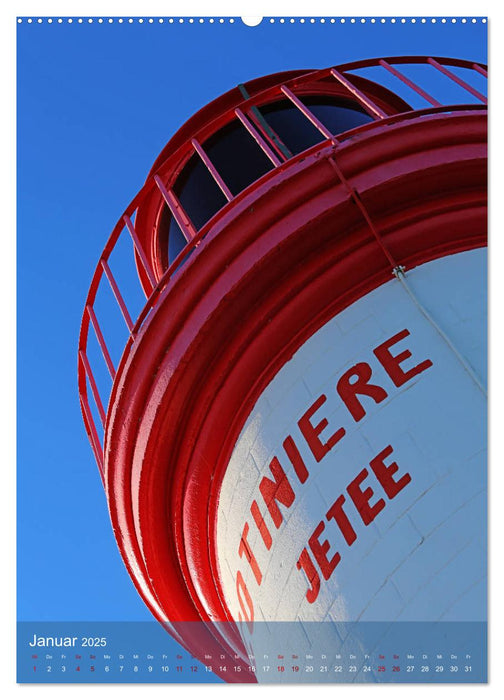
[{"x1": 16, "y1": 9, "x2": 488, "y2": 685}]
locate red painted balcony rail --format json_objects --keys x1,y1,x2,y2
[{"x1": 77, "y1": 56, "x2": 487, "y2": 478}]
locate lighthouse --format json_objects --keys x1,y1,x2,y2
[{"x1": 78, "y1": 56, "x2": 487, "y2": 683}]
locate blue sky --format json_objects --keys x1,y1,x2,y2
[{"x1": 17, "y1": 15, "x2": 487, "y2": 627}]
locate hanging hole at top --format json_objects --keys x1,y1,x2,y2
[{"x1": 241, "y1": 17, "x2": 263, "y2": 26}]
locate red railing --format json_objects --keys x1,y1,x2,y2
[{"x1": 77, "y1": 56, "x2": 487, "y2": 478}]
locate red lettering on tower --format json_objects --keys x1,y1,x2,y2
[
  {"x1": 236, "y1": 570, "x2": 254, "y2": 632},
  {"x1": 336, "y1": 362, "x2": 388, "y2": 421},
  {"x1": 250, "y1": 500, "x2": 273, "y2": 550},
  {"x1": 326, "y1": 494, "x2": 357, "y2": 546},
  {"x1": 238, "y1": 522, "x2": 263, "y2": 585},
  {"x1": 308, "y1": 521, "x2": 341, "y2": 581},
  {"x1": 298, "y1": 394, "x2": 345, "y2": 462},
  {"x1": 374, "y1": 328, "x2": 433, "y2": 387},
  {"x1": 283, "y1": 435, "x2": 309, "y2": 484},
  {"x1": 295, "y1": 445, "x2": 412, "y2": 594},
  {"x1": 370, "y1": 444, "x2": 412, "y2": 498},
  {"x1": 230, "y1": 328, "x2": 428, "y2": 609},
  {"x1": 296, "y1": 548, "x2": 321, "y2": 604},
  {"x1": 347, "y1": 468, "x2": 385, "y2": 525},
  {"x1": 259, "y1": 457, "x2": 295, "y2": 528}
]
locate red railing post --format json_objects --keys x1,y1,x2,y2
[
  {"x1": 123, "y1": 214, "x2": 157, "y2": 293},
  {"x1": 191, "y1": 138, "x2": 234, "y2": 201},
  {"x1": 87, "y1": 303, "x2": 117, "y2": 378},
  {"x1": 378, "y1": 59, "x2": 442, "y2": 107},
  {"x1": 427, "y1": 58, "x2": 487, "y2": 104},
  {"x1": 80, "y1": 395, "x2": 104, "y2": 478},
  {"x1": 153, "y1": 176, "x2": 198, "y2": 241},
  {"x1": 280, "y1": 85, "x2": 338, "y2": 140},
  {"x1": 472, "y1": 63, "x2": 487, "y2": 78},
  {"x1": 79, "y1": 349, "x2": 106, "y2": 427},
  {"x1": 329, "y1": 69, "x2": 388, "y2": 119},
  {"x1": 100, "y1": 260, "x2": 135, "y2": 334},
  {"x1": 234, "y1": 108, "x2": 282, "y2": 166}
]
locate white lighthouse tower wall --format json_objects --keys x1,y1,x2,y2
[{"x1": 216, "y1": 247, "x2": 486, "y2": 640}]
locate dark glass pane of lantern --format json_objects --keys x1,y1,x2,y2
[
  {"x1": 157, "y1": 204, "x2": 188, "y2": 266},
  {"x1": 259, "y1": 96, "x2": 373, "y2": 155},
  {"x1": 164, "y1": 119, "x2": 275, "y2": 264},
  {"x1": 168, "y1": 215, "x2": 187, "y2": 266},
  {"x1": 160, "y1": 151, "x2": 228, "y2": 266},
  {"x1": 307, "y1": 96, "x2": 373, "y2": 133},
  {"x1": 203, "y1": 120, "x2": 274, "y2": 196}
]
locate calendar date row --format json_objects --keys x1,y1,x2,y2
[{"x1": 33, "y1": 663, "x2": 475, "y2": 674}]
